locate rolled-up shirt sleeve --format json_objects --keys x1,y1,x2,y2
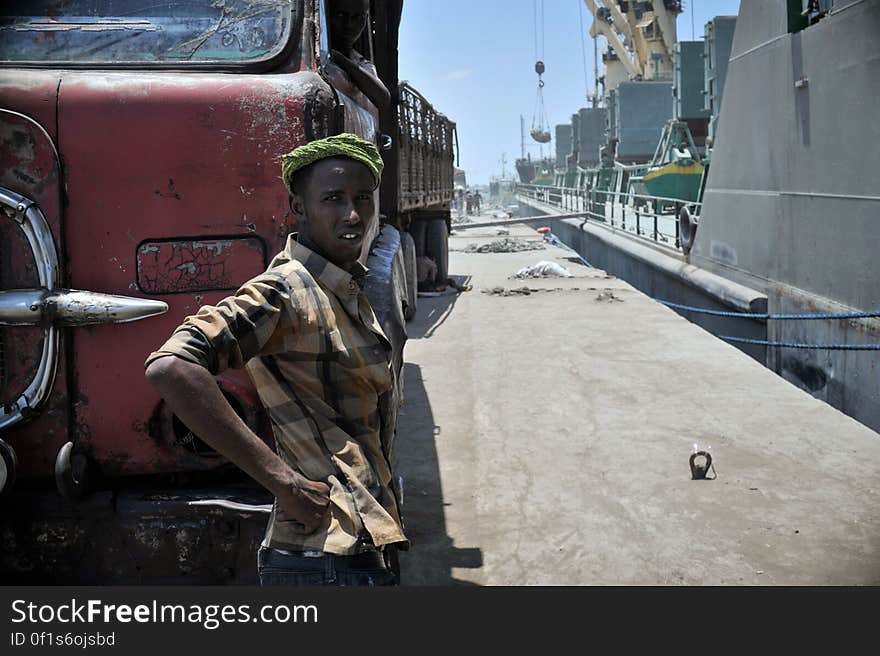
[{"x1": 144, "y1": 276, "x2": 292, "y2": 375}]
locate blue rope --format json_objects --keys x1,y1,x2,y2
[
  {"x1": 720, "y1": 336, "x2": 880, "y2": 351},
  {"x1": 542, "y1": 236, "x2": 878, "y2": 351},
  {"x1": 545, "y1": 233, "x2": 594, "y2": 268},
  {"x1": 658, "y1": 299, "x2": 880, "y2": 321}
]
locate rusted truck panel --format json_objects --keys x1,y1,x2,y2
[
  {"x1": 1, "y1": 485, "x2": 271, "y2": 584},
  {"x1": 0, "y1": 0, "x2": 450, "y2": 583},
  {"x1": 0, "y1": 2, "x2": 344, "y2": 491},
  {"x1": 57, "y1": 71, "x2": 333, "y2": 478}
]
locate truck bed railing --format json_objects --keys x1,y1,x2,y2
[{"x1": 398, "y1": 82, "x2": 456, "y2": 211}]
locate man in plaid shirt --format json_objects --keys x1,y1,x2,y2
[{"x1": 145, "y1": 134, "x2": 407, "y2": 586}]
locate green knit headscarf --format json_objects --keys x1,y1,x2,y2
[{"x1": 281, "y1": 133, "x2": 384, "y2": 195}]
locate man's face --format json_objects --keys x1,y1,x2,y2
[
  {"x1": 291, "y1": 157, "x2": 376, "y2": 270},
  {"x1": 329, "y1": 0, "x2": 368, "y2": 51}
]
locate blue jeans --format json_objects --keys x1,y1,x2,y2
[{"x1": 257, "y1": 547, "x2": 398, "y2": 587}]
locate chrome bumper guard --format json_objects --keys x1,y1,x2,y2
[{"x1": 0, "y1": 186, "x2": 169, "y2": 432}]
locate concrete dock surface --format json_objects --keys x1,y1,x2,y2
[{"x1": 396, "y1": 219, "x2": 880, "y2": 585}]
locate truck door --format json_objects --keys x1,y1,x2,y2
[{"x1": 0, "y1": 73, "x2": 171, "y2": 493}]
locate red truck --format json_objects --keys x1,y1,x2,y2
[{"x1": 0, "y1": 0, "x2": 455, "y2": 583}]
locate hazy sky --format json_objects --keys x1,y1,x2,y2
[{"x1": 399, "y1": 1, "x2": 741, "y2": 185}]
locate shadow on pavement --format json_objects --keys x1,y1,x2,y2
[
  {"x1": 407, "y1": 275, "x2": 472, "y2": 340},
  {"x1": 396, "y1": 362, "x2": 483, "y2": 585}
]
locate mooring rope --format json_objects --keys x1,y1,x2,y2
[
  {"x1": 656, "y1": 299, "x2": 880, "y2": 321},
  {"x1": 719, "y1": 336, "x2": 880, "y2": 351}
]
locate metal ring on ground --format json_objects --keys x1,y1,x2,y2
[{"x1": 689, "y1": 451, "x2": 713, "y2": 480}]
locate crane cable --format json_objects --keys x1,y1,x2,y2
[
  {"x1": 578, "y1": 0, "x2": 589, "y2": 102},
  {"x1": 531, "y1": 0, "x2": 550, "y2": 141},
  {"x1": 533, "y1": 0, "x2": 544, "y2": 63}
]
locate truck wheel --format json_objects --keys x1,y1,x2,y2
[
  {"x1": 401, "y1": 231, "x2": 417, "y2": 320},
  {"x1": 425, "y1": 218, "x2": 449, "y2": 285},
  {"x1": 409, "y1": 218, "x2": 427, "y2": 259},
  {"x1": 364, "y1": 224, "x2": 407, "y2": 379},
  {"x1": 55, "y1": 441, "x2": 93, "y2": 502},
  {"x1": 0, "y1": 438, "x2": 18, "y2": 497}
]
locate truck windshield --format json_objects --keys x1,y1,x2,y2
[{"x1": 0, "y1": 0, "x2": 294, "y2": 65}]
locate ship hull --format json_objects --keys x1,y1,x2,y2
[{"x1": 517, "y1": 0, "x2": 880, "y2": 433}]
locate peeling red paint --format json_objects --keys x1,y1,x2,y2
[{"x1": 137, "y1": 237, "x2": 266, "y2": 294}]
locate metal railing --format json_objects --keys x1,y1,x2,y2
[{"x1": 516, "y1": 183, "x2": 702, "y2": 252}]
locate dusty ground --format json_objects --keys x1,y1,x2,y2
[{"x1": 395, "y1": 222, "x2": 880, "y2": 586}]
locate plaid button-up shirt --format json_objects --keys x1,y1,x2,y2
[{"x1": 145, "y1": 237, "x2": 407, "y2": 555}]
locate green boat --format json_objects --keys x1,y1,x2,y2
[
  {"x1": 642, "y1": 120, "x2": 704, "y2": 203},
  {"x1": 515, "y1": 155, "x2": 555, "y2": 186}
]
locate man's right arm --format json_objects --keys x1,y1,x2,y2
[
  {"x1": 144, "y1": 278, "x2": 330, "y2": 531},
  {"x1": 145, "y1": 356, "x2": 329, "y2": 531},
  {"x1": 146, "y1": 356, "x2": 330, "y2": 531}
]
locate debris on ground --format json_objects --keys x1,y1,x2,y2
[
  {"x1": 595, "y1": 290, "x2": 624, "y2": 302},
  {"x1": 496, "y1": 227, "x2": 509, "y2": 236},
  {"x1": 482, "y1": 286, "x2": 581, "y2": 297},
  {"x1": 482, "y1": 286, "x2": 535, "y2": 296},
  {"x1": 513, "y1": 260, "x2": 573, "y2": 278},
  {"x1": 464, "y1": 238, "x2": 545, "y2": 254}
]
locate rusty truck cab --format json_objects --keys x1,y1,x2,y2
[{"x1": 0, "y1": 0, "x2": 403, "y2": 525}]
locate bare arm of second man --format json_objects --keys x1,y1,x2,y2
[{"x1": 330, "y1": 49, "x2": 391, "y2": 111}]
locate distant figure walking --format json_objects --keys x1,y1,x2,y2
[
  {"x1": 473, "y1": 189, "x2": 482, "y2": 215},
  {"x1": 466, "y1": 190, "x2": 474, "y2": 215}
]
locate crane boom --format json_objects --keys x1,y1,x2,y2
[
  {"x1": 583, "y1": 0, "x2": 641, "y2": 78},
  {"x1": 651, "y1": 1, "x2": 678, "y2": 54}
]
